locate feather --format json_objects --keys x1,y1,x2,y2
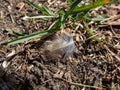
[{"x1": 45, "y1": 31, "x2": 75, "y2": 58}]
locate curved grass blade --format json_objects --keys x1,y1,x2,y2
[
  {"x1": 3, "y1": 30, "x2": 50, "y2": 45},
  {"x1": 67, "y1": 0, "x2": 73, "y2": 5},
  {"x1": 26, "y1": 0, "x2": 53, "y2": 16},
  {"x1": 70, "y1": 0, "x2": 111, "y2": 14},
  {"x1": 49, "y1": 0, "x2": 82, "y2": 30},
  {"x1": 26, "y1": 0, "x2": 43, "y2": 13},
  {"x1": 12, "y1": 29, "x2": 25, "y2": 36},
  {"x1": 42, "y1": 5, "x2": 55, "y2": 16},
  {"x1": 64, "y1": 0, "x2": 82, "y2": 19},
  {"x1": 83, "y1": 15, "x2": 109, "y2": 22},
  {"x1": 83, "y1": 20, "x2": 106, "y2": 43}
]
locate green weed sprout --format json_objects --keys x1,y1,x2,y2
[{"x1": 1, "y1": 0, "x2": 111, "y2": 46}]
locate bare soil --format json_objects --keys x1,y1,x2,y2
[{"x1": 0, "y1": 0, "x2": 120, "y2": 90}]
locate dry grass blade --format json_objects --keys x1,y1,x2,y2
[
  {"x1": 54, "y1": 77, "x2": 103, "y2": 89},
  {"x1": 102, "y1": 44, "x2": 120, "y2": 62}
]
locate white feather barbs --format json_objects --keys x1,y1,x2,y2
[{"x1": 45, "y1": 31, "x2": 76, "y2": 58}]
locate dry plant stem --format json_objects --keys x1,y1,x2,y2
[
  {"x1": 70, "y1": 82, "x2": 102, "y2": 89},
  {"x1": 54, "y1": 77, "x2": 102, "y2": 89},
  {"x1": 48, "y1": 20, "x2": 58, "y2": 30},
  {"x1": 101, "y1": 43, "x2": 120, "y2": 62},
  {"x1": 8, "y1": 6, "x2": 15, "y2": 23},
  {"x1": 36, "y1": 60, "x2": 102, "y2": 89},
  {"x1": 31, "y1": 60, "x2": 101, "y2": 89},
  {"x1": 83, "y1": 20, "x2": 120, "y2": 62},
  {"x1": 85, "y1": 34, "x2": 97, "y2": 41},
  {"x1": 43, "y1": 79, "x2": 52, "y2": 84},
  {"x1": 0, "y1": 50, "x2": 6, "y2": 55},
  {"x1": 109, "y1": 25, "x2": 116, "y2": 36},
  {"x1": 32, "y1": 61, "x2": 101, "y2": 89},
  {"x1": 31, "y1": 61, "x2": 102, "y2": 89},
  {"x1": 83, "y1": 20, "x2": 105, "y2": 43}
]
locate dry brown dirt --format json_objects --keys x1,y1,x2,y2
[{"x1": 0, "y1": 0, "x2": 120, "y2": 90}]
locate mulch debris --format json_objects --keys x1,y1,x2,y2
[{"x1": 0, "y1": 0, "x2": 120, "y2": 90}]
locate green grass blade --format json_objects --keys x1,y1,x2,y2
[
  {"x1": 0, "y1": 19, "x2": 3, "y2": 23},
  {"x1": 3, "y1": 30, "x2": 50, "y2": 45},
  {"x1": 83, "y1": 15, "x2": 109, "y2": 22},
  {"x1": 50, "y1": 0, "x2": 82, "y2": 30},
  {"x1": 26, "y1": 0, "x2": 52, "y2": 16},
  {"x1": 67, "y1": 0, "x2": 73, "y2": 5},
  {"x1": 12, "y1": 29, "x2": 25, "y2": 36},
  {"x1": 83, "y1": 20, "x2": 106, "y2": 43},
  {"x1": 70, "y1": 0, "x2": 111, "y2": 14},
  {"x1": 70, "y1": 0, "x2": 82, "y2": 9},
  {"x1": 65, "y1": 0, "x2": 82, "y2": 17},
  {"x1": 42, "y1": 5, "x2": 55, "y2": 16},
  {"x1": 91, "y1": 17, "x2": 109, "y2": 22},
  {"x1": 26, "y1": 0, "x2": 43, "y2": 12}
]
